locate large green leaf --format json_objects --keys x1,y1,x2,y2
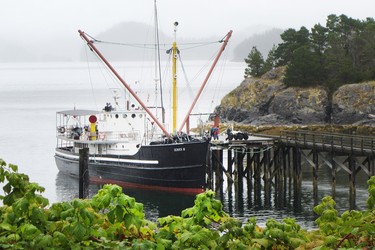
[
  {"x1": 0, "y1": 222, "x2": 16, "y2": 232},
  {"x1": 19, "y1": 223, "x2": 40, "y2": 241},
  {"x1": 71, "y1": 221, "x2": 88, "y2": 242},
  {"x1": 124, "y1": 213, "x2": 142, "y2": 229}
]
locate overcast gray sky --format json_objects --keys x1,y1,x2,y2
[
  {"x1": 1, "y1": 0, "x2": 374, "y2": 61},
  {"x1": 2, "y1": 0, "x2": 375, "y2": 41}
]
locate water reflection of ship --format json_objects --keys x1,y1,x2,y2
[{"x1": 55, "y1": 172, "x2": 195, "y2": 219}]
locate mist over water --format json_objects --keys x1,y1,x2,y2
[{"x1": 0, "y1": 61, "x2": 370, "y2": 228}]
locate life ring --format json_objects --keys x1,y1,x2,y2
[
  {"x1": 58, "y1": 126, "x2": 65, "y2": 134},
  {"x1": 98, "y1": 132, "x2": 106, "y2": 140}
]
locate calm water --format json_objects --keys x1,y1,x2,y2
[{"x1": 0, "y1": 61, "x2": 370, "y2": 229}]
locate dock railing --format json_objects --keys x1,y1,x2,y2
[{"x1": 279, "y1": 130, "x2": 375, "y2": 155}]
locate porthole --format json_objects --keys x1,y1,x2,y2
[
  {"x1": 123, "y1": 114, "x2": 127, "y2": 118},
  {"x1": 115, "y1": 114, "x2": 119, "y2": 119},
  {"x1": 131, "y1": 114, "x2": 136, "y2": 118},
  {"x1": 139, "y1": 114, "x2": 143, "y2": 118}
]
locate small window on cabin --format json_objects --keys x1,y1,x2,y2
[
  {"x1": 115, "y1": 114, "x2": 119, "y2": 119},
  {"x1": 131, "y1": 114, "x2": 136, "y2": 118},
  {"x1": 139, "y1": 114, "x2": 143, "y2": 118},
  {"x1": 123, "y1": 114, "x2": 127, "y2": 118}
]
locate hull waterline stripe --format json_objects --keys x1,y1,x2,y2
[
  {"x1": 55, "y1": 151, "x2": 159, "y2": 165},
  {"x1": 90, "y1": 176, "x2": 204, "y2": 195}
]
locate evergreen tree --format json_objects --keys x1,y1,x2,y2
[
  {"x1": 358, "y1": 20, "x2": 375, "y2": 79},
  {"x1": 263, "y1": 45, "x2": 278, "y2": 73},
  {"x1": 274, "y1": 27, "x2": 310, "y2": 66},
  {"x1": 284, "y1": 45, "x2": 321, "y2": 87},
  {"x1": 244, "y1": 46, "x2": 265, "y2": 78},
  {"x1": 244, "y1": 14, "x2": 375, "y2": 90}
]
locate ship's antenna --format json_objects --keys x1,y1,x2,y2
[{"x1": 154, "y1": 0, "x2": 165, "y2": 123}]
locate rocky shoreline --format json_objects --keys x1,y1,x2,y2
[{"x1": 214, "y1": 67, "x2": 375, "y2": 128}]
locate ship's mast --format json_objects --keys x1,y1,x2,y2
[{"x1": 171, "y1": 22, "x2": 178, "y2": 133}]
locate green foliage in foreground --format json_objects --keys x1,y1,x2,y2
[{"x1": 0, "y1": 159, "x2": 375, "y2": 249}]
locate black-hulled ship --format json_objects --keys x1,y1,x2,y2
[{"x1": 55, "y1": 21, "x2": 232, "y2": 194}]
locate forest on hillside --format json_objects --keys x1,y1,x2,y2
[{"x1": 245, "y1": 14, "x2": 375, "y2": 93}]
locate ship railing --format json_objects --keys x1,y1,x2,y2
[
  {"x1": 97, "y1": 130, "x2": 142, "y2": 142},
  {"x1": 56, "y1": 137, "x2": 74, "y2": 150}
]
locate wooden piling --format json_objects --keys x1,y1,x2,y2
[
  {"x1": 348, "y1": 155, "x2": 356, "y2": 210},
  {"x1": 79, "y1": 148, "x2": 89, "y2": 199},
  {"x1": 274, "y1": 147, "x2": 285, "y2": 208},
  {"x1": 330, "y1": 152, "x2": 337, "y2": 198},
  {"x1": 312, "y1": 150, "x2": 319, "y2": 204},
  {"x1": 263, "y1": 148, "x2": 271, "y2": 207},
  {"x1": 292, "y1": 147, "x2": 302, "y2": 211},
  {"x1": 206, "y1": 146, "x2": 213, "y2": 189},
  {"x1": 254, "y1": 150, "x2": 262, "y2": 206},
  {"x1": 235, "y1": 148, "x2": 245, "y2": 183},
  {"x1": 227, "y1": 148, "x2": 233, "y2": 178},
  {"x1": 212, "y1": 149, "x2": 223, "y2": 192},
  {"x1": 370, "y1": 155, "x2": 375, "y2": 176},
  {"x1": 207, "y1": 130, "x2": 372, "y2": 214},
  {"x1": 246, "y1": 148, "x2": 253, "y2": 192}
]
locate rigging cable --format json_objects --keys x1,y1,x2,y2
[
  {"x1": 83, "y1": 42, "x2": 99, "y2": 111},
  {"x1": 208, "y1": 39, "x2": 231, "y2": 114},
  {"x1": 154, "y1": 0, "x2": 165, "y2": 123},
  {"x1": 84, "y1": 39, "x2": 140, "y2": 110},
  {"x1": 178, "y1": 52, "x2": 217, "y2": 116},
  {"x1": 84, "y1": 32, "x2": 220, "y2": 51}
]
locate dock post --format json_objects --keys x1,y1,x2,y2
[
  {"x1": 348, "y1": 155, "x2": 356, "y2": 210},
  {"x1": 263, "y1": 148, "x2": 271, "y2": 208},
  {"x1": 235, "y1": 148, "x2": 245, "y2": 182},
  {"x1": 370, "y1": 155, "x2": 375, "y2": 176},
  {"x1": 207, "y1": 146, "x2": 213, "y2": 189},
  {"x1": 274, "y1": 146, "x2": 284, "y2": 208},
  {"x1": 292, "y1": 147, "x2": 302, "y2": 212},
  {"x1": 227, "y1": 148, "x2": 233, "y2": 178},
  {"x1": 287, "y1": 147, "x2": 292, "y2": 200},
  {"x1": 246, "y1": 148, "x2": 253, "y2": 209},
  {"x1": 281, "y1": 147, "x2": 288, "y2": 207},
  {"x1": 213, "y1": 149, "x2": 223, "y2": 192},
  {"x1": 312, "y1": 150, "x2": 319, "y2": 205},
  {"x1": 254, "y1": 149, "x2": 262, "y2": 207},
  {"x1": 331, "y1": 152, "x2": 337, "y2": 198},
  {"x1": 79, "y1": 148, "x2": 89, "y2": 199},
  {"x1": 246, "y1": 148, "x2": 253, "y2": 190}
]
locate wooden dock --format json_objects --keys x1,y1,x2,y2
[{"x1": 208, "y1": 131, "x2": 375, "y2": 209}]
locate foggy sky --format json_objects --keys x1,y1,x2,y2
[
  {"x1": 3, "y1": 0, "x2": 374, "y2": 39},
  {"x1": 1, "y1": 0, "x2": 374, "y2": 61}
]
